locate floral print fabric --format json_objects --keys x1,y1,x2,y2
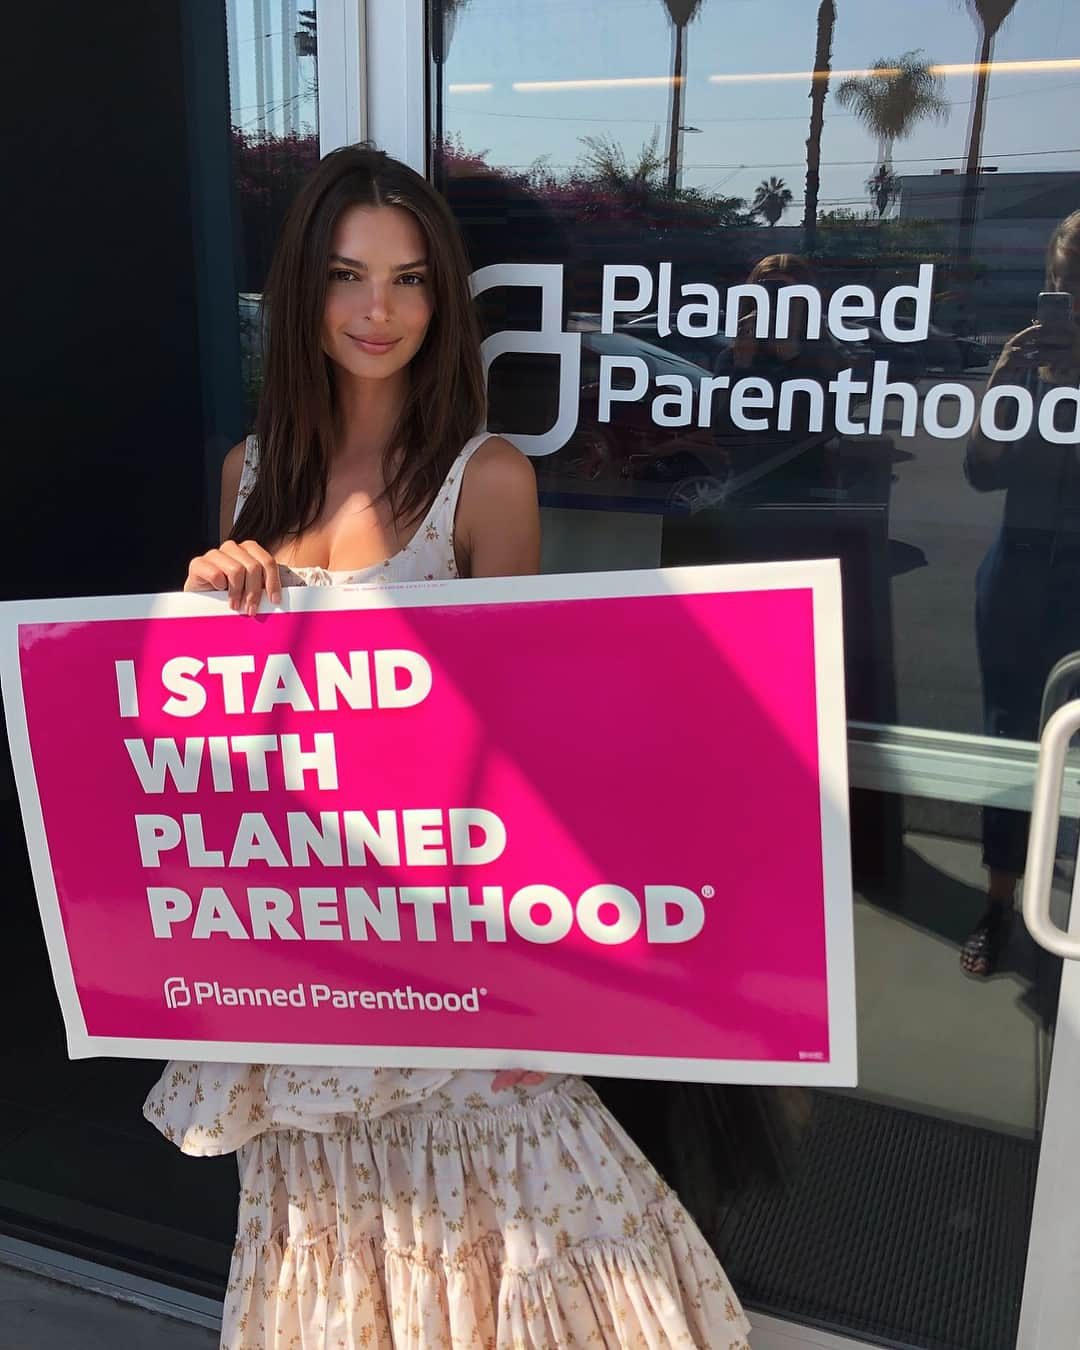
[{"x1": 221, "y1": 1077, "x2": 752, "y2": 1349}]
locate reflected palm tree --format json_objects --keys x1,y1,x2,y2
[
  {"x1": 836, "y1": 51, "x2": 948, "y2": 171},
  {"x1": 867, "y1": 164, "x2": 901, "y2": 217},
  {"x1": 958, "y1": 0, "x2": 1019, "y2": 252},
  {"x1": 661, "y1": 0, "x2": 706, "y2": 193},
  {"x1": 579, "y1": 130, "x2": 666, "y2": 190},
  {"x1": 753, "y1": 177, "x2": 794, "y2": 226},
  {"x1": 802, "y1": 0, "x2": 836, "y2": 255}
]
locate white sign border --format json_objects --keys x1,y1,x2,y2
[{"x1": 0, "y1": 560, "x2": 856, "y2": 1086}]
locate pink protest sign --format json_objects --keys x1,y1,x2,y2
[{"x1": 0, "y1": 563, "x2": 855, "y2": 1084}]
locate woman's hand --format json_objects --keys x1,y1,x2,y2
[
  {"x1": 183, "y1": 540, "x2": 282, "y2": 616},
  {"x1": 991, "y1": 317, "x2": 1080, "y2": 384},
  {"x1": 491, "y1": 1070, "x2": 547, "y2": 1092}
]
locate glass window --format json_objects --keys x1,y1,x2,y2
[{"x1": 430, "y1": 3, "x2": 1080, "y2": 1346}]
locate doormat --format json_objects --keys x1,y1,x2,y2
[{"x1": 711, "y1": 1091, "x2": 1037, "y2": 1350}]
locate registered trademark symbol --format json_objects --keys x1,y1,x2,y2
[
  {"x1": 701, "y1": 885, "x2": 715, "y2": 899},
  {"x1": 480, "y1": 988, "x2": 488, "y2": 997}
]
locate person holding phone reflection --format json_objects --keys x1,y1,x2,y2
[
  {"x1": 712, "y1": 254, "x2": 843, "y2": 499},
  {"x1": 962, "y1": 210, "x2": 1080, "y2": 976}
]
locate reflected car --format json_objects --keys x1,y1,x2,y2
[
  {"x1": 862, "y1": 322, "x2": 986, "y2": 378},
  {"x1": 619, "y1": 310, "x2": 875, "y2": 381},
  {"x1": 555, "y1": 319, "x2": 727, "y2": 484}
]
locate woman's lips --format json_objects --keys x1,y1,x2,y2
[{"x1": 347, "y1": 334, "x2": 401, "y2": 355}]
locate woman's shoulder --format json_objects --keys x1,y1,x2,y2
[
  {"x1": 219, "y1": 438, "x2": 256, "y2": 538},
  {"x1": 461, "y1": 435, "x2": 535, "y2": 495},
  {"x1": 453, "y1": 435, "x2": 540, "y2": 575},
  {"x1": 222, "y1": 437, "x2": 251, "y2": 481}
]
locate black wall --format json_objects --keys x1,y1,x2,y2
[{"x1": 3, "y1": 0, "x2": 210, "y2": 603}]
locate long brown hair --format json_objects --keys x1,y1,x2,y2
[
  {"x1": 1047, "y1": 209, "x2": 1080, "y2": 287},
  {"x1": 231, "y1": 143, "x2": 486, "y2": 546}
]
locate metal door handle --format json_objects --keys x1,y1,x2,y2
[{"x1": 1022, "y1": 699, "x2": 1080, "y2": 959}]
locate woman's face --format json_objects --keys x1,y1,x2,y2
[
  {"x1": 321, "y1": 204, "x2": 434, "y2": 381},
  {"x1": 1049, "y1": 249, "x2": 1080, "y2": 317},
  {"x1": 753, "y1": 272, "x2": 806, "y2": 352}
]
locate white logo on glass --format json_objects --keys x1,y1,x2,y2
[
  {"x1": 163, "y1": 977, "x2": 191, "y2": 1009},
  {"x1": 469, "y1": 263, "x2": 581, "y2": 457}
]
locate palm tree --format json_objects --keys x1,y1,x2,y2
[
  {"x1": 803, "y1": 0, "x2": 836, "y2": 255},
  {"x1": 958, "y1": 0, "x2": 1019, "y2": 252},
  {"x1": 578, "y1": 130, "x2": 666, "y2": 190},
  {"x1": 836, "y1": 51, "x2": 948, "y2": 170},
  {"x1": 753, "y1": 177, "x2": 794, "y2": 226},
  {"x1": 661, "y1": 0, "x2": 707, "y2": 193},
  {"x1": 867, "y1": 164, "x2": 900, "y2": 217},
  {"x1": 294, "y1": 9, "x2": 316, "y2": 58}
]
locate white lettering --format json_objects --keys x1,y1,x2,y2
[
  {"x1": 827, "y1": 285, "x2": 876, "y2": 340},
  {"x1": 879, "y1": 263, "x2": 933, "y2": 342},
  {"x1": 314, "y1": 650, "x2": 372, "y2": 710},
  {"x1": 252, "y1": 653, "x2": 315, "y2": 714},
  {"x1": 730, "y1": 377, "x2": 774, "y2": 431},
  {"x1": 205, "y1": 655, "x2": 256, "y2": 714},
  {"x1": 280, "y1": 732, "x2": 338, "y2": 790},
  {"x1": 450, "y1": 885, "x2": 507, "y2": 941},
  {"x1": 373, "y1": 650, "x2": 432, "y2": 709},
  {"x1": 652, "y1": 374, "x2": 695, "y2": 427},
  {"x1": 922, "y1": 382, "x2": 976, "y2": 439},
  {"x1": 576, "y1": 884, "x2": 641, "y2": 944},
  {"x1": 601, "y1": 264, "x2": 653, "y2": 331},
  {"x1": 160, "y1": 657, "x2": 207, "y2": 718},
  {"x1": 125, "y1": 737, "x2": 204, "y2": 793},
  {"x1": 645, "y1": 886, "x2": 706, "y2": 942},
  {"x1": 1039, "y1": 383, "x2": 1080, "y2": 445},
  {"x1": 135, "y1": 814, "x2": 182, "y2": 867},
  {"x1": 677, "y1": 282, "x2": 721, "y2": 337},
  {"x1": 980, "y1": 384, "x2": 1035, "y2": 442},
  {"x1": 599, "y1": 355, "x2": 649, "y2": 423},
  {"x1": 867, "y1": 361, "x2": 918, "y2": 437},
  {"x1": 147, "y1": 886, "x2": 192, "y2": 936}
]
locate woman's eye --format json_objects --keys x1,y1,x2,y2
[
  {"x1": 329, "y1": 269, "x2": 356, "y2": 282},
  {"x1": 398, "y1": 273, "x2": 426, "y2": 286}
]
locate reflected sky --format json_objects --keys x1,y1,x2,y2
[{"x1": 440, "y1": 0, "x2": 1080, "y2": 217}]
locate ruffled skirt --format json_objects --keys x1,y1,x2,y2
[{"x1": 223, "y1": 1078, "x2": 751, "y2": 1348}]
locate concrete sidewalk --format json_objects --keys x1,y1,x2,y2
[{"x1": 0, "y1": 1264, "x2": 218, "y2": 1350}]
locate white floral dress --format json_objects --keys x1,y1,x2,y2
[{"x1": 144, "y1": 434, "x2": 752, "y2": 1350}]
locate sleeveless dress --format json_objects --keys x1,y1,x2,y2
[{"x1": 144, "y1": 434, "x2": 752, "y2": 1350}]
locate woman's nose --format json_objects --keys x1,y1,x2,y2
[{"x1": 365, "y1": 282, "x2": 391, "y2": 321}]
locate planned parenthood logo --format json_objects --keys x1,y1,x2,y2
[
  {"x1": 470, "y1": 263, "x2": 582, "y2": 457},
  {"x1": 163, "y1": 976, "x2": 191, "y2": 1009}
]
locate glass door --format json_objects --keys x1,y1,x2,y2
[{"x1": 357, "y1": 1, "x2": 1080, "y2": 1344}]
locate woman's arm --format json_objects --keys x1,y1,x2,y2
[
  {"x1": 184, "y1": 441, "x2": 281, "y2": 610},
  {"x1": 454, "y1": 437, "x2": 541, "y2": 578},
  {"x1": 218, "y1": 440, "x2": 247, "y2": 544}
]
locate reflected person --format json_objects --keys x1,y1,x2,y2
[
  {"x1": 962, "y1": 209, "x2": 1080, "y2": 976},
  {"x1": 712, "y1": 253, "x2": 844, "y2": 497}
]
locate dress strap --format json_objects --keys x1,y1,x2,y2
[
  {"x1": 233, "y1": 435, "x2": 260, "y2": 526},
  {"x1": 232, "y1": 432, "x2": 494, "y2": 536},
  {"x1": 423, "y1": 433, "x2": 495, "y2": 541}
]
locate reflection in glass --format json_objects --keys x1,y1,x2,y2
[
  {"x1": 227, "y1": 0, "x2": 320, "y2": 416},
  {"x1": 430, "y1": 1, "x2": 1080, "y2": 1345}
]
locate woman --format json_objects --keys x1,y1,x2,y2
[
  {"x1": 144, "y1": 145, "x2": 751, "y2": 1350},
  {"x1": 962, "y1": 209, "x2": 1080, "y2": 976},
  {"x1": 713, "y1": 253, "x2": 844, "y2": 501}
]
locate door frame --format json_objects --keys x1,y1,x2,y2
[{"x1": 337, "y1": 6, "x2": 1080, "y2": 1346}]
